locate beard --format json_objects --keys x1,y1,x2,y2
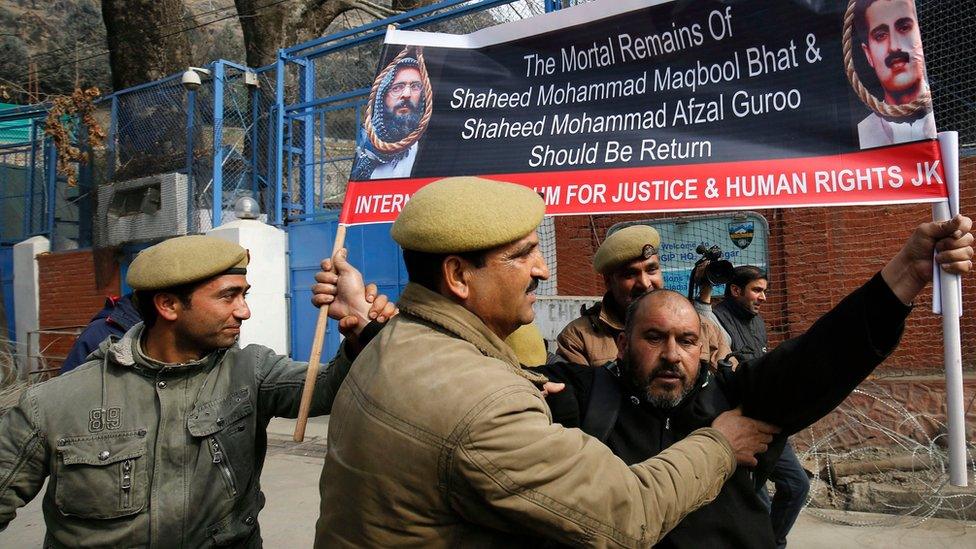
[
  {"x1": 621, "y1": 353, "x2": 693, "y2": 409},
  {"x1": 383, "y1": 100, "x2": 421, "y2": 141}
]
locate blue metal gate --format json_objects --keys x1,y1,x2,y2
[
  {"x1": 288, "y1": 216, "x2": 408, "y2": 360},
  {"x1": 0, "y1": 246, "x2": 14, "y2": 341}
]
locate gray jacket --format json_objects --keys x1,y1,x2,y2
[{"x1": 0, "y1": 323, "x2": 350, "y2": 548}]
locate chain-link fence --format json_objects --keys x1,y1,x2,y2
[
  {"x1": 192, "y1": 64, "x2": 279, "y2": 231},
  {"x1": 0, "y1": 141, "x2": 47, "y2": 244},
  {"x1": 0, "y1": 108, "x2": 67, "y2": 247},
  {"x1": 97, "y1": 61, "x2": 279, "y2": 239},
  {"x1": 918, "y1": 0, "x2": 976, "y2": 148},
  {"x1": 0, "y1": 106, "x2": 97, "y2": 250}
]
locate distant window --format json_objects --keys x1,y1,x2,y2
[{"x1": 109, "y1": 184, "x2": 161, "y2": 216}]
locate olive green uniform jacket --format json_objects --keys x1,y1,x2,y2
[
  {"x1": 0, "y1": 323, "x2": 351, "y2": 548},
  {"x1": 557, "y1": 295, "x2": 732, "y2": 368},
  {"x1": 315, "y1": 283, "x2": 736, "y2": 548}
]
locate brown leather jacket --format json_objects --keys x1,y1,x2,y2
[
  {"x1": 315, "y1": 283, "x2": 736, "y2": 548},
  {"x1": 557, "y1": 294, "x2": 732, "y2": 368}
]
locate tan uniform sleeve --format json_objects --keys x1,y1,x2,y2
[
  {"x1": 450, "y1": 386, "x2": 735, "y2": 548},
  {"x1": 700, "y1": 318, "x2": 731, "y2": 369},
  {"x1": 556, "y1": 320, "x2": 591, "y2": 365}
]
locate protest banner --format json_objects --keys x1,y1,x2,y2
[
  {"x1": 341, "y1": 0, "x2": 946, "y2": 224},
  {"x1": 299, "y1": 0, "x2": 965, "y2": 482}
]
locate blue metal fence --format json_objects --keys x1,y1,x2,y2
[
  {"x1": 103, "y1": 61, "x2": 280, "y2": 232},
  {"x1": 0, "y1": 246, "x2": 14, "y2": 341}
]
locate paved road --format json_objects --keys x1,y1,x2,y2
[{"x1": 3, "y1": 416, "x2": 974, "y2": 547}]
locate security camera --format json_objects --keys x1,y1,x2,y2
[
  {"x1": 181, "y1": 69, "x2": 201, "y2": 91},
  {"x1": 181, "y1": 67, "x2": 211, "y2": 91}
]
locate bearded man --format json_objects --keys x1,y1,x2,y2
[
  {"x1": 315, "y1": 177, "x2": 780, "y2": 547},
  {"x1": 557, "y1": 225, "x2": 732, "y2": 369},
  {"x1": 540, "y1": 215, "x2": 974, "y2": 548},
  {"x1": 350, "y1": 57, "x2": 427, "y2": 180}
]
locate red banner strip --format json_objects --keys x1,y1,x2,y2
[{"x1": 339, "y1": 140, "x2": 947, "y2": 225}]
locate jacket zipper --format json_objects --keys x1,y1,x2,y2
[
  {"x1": 210, "y1": 437, "x2": 238, "y2": 496},
  {"x1": 660, "y1": 416, "x2": 672, "y2": 448},
  {"x1": 121, "y1": 459, "x2": 133, "y2": 508}
]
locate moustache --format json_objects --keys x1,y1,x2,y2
[
  {"x1": 885, "y1": 50, "x2": 911, "y2": 68},
  {"x1": 394, "y1": 99, "x2": 417, "y2": 112},
  {"x1": 526, "y1": 278, "x2": 540, "y2": 294},
  {"x1": 651, "y1": 363, "x2": 686, "y2": 380}
]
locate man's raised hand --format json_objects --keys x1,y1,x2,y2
[
  {"x1": 311, "y1": 248, "x2": 397, "y2": 337},
  {"x1": 882, "y1": 214, "x2": 974, "y2": 304}
]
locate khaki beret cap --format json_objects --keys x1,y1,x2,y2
[
  {"x1": 127, "y1": 235, "x2": 249, "y2": 290},
  {"x1": 391, "y1": 177, "x2": 545, "y2": 253},
  {"x1": 593, "y1": 225, "x2": 661, "y2": 274},
  {"x1": 504, "y1": 323, "x2": 548, "y2": 367}
]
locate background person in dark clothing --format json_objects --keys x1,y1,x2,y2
[
  {"x1": 712, "y1": 266, "x2": 768, "y2": 362},
  {"x1": 59, "y1": 294, "x2": 141, "y2": 373},
  {"x1": 538, "y1": 215, "x2": 973, "y2": 549},
  {"x1": 713, "y1": 265, "x2": 808, "y2": 548}
]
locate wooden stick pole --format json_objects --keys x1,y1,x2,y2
[{"x1": 294, "y1": 224, "x2": 347, "y2": 442}]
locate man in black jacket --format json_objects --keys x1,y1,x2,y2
[
  {"x1": 712, "y1": 265, "x2": 808, "y2": 547},
  {"x1": 712, "y1": 265, "x2": 769, "y2": 362},
  {"x1": 541, "y1": 215, "x2": 973, "y2": 548}
]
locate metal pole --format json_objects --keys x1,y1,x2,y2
[
  {"x1": 212, "y1": 61, "x2": 226, "y2": 228},
  {"x1": 302, "y1": 61, "x2": 316, "y2": 217},
  {"x1": 265, "y1": 97, "x2": 276, "y2": 223},
  {"x1": 45, "y1": 138, "x2": 56, "y2": 239},
  {"x1": 935, "y1": 131, "x2": 967, "y2": 487},
  {"x1": 25, "y1": 120, "x2": 37, "y2": 236},
  {"x1": 185, "y1": 88, "x2": 197, "y2": 233},
  {"x1": 108, "y1": 96, "x2": 118, "y2": 181},
  {"x1": 275, "y1": 52, "x2": 286, "y2": 226}
]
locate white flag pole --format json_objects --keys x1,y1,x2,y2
[{"x1": 935, "y1": 131, "x2": 967, "y2": 487}]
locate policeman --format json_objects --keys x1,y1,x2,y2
[
  {"x1": 316, "y1": 177, "x2": 776, "y2": 546},
  {"x1": 0, "y1": 235, "x2": 391, "y2": 547},
  {"x1": 557, "y1": 225, "x2": 731, "y2": 367}
]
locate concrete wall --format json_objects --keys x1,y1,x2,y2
[
  {"x1": 13, "y1": 236, "x2": 49, "y2": 374},
  {"x1": 209, "y1": 220, "x2": 289, "y2": 355}
]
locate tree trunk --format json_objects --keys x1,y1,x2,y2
[
  {"x1": 392, "y1": 0, "x2": 429, "y2": 11},
  {"x1": 101, "y1": 0, "x2": 193, "y2": 90},
  {"x1": 234, "y1": 0, "x2": 430, "y2": 69},
  {"x1": 235, "y1": 0, "x2": 292, "y2": 69}
]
